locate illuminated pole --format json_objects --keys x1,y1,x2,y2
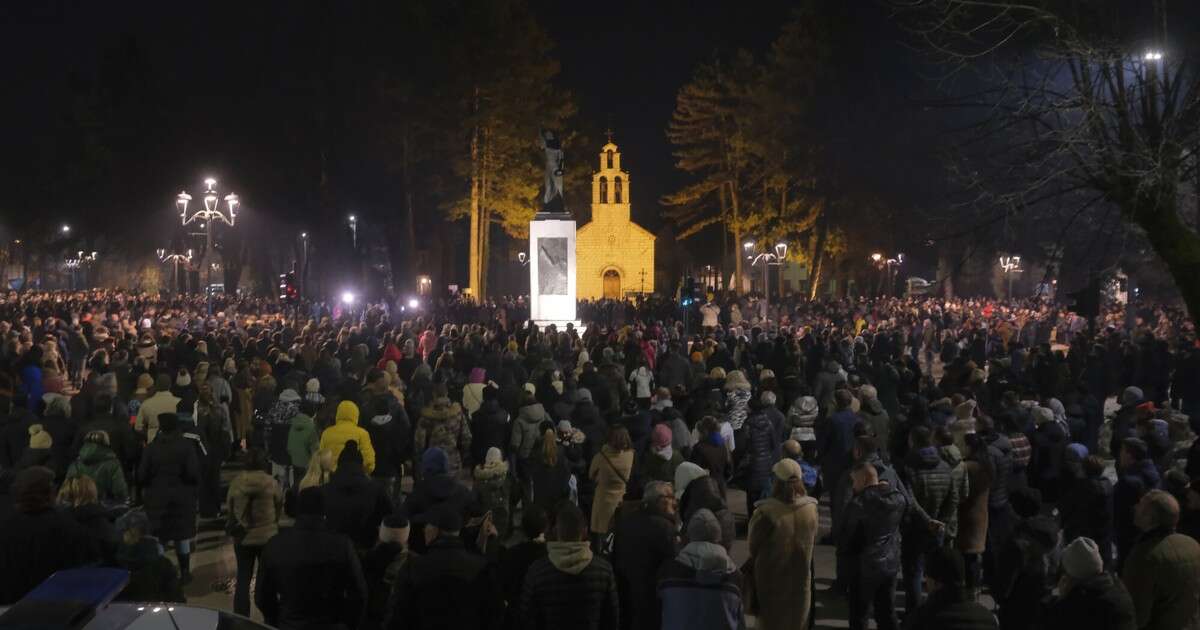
[
  {"x1": 745, "y1": 241, "x2": 788, "y2": 315},
  {"x1": 178, "y1": 178, "x2": 238, "y2": 308}
]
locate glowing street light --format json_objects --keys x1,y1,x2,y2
[
  {"x1": 177, "y1": 176, "x2": 239, "y2": 301},
  {"x1": 61, "y1": 224, "x2": 71, "y2": 234},
  {"x1": 341, "y1": 291, "x2": 356, "y2": 305},
  {"x1": 1144, "y1": 50, "x2": 1164, "y2": 61},
  {"x1": 348, "y1": 214, "x2": 358, "y2": 249},
  {"x1": 157, "y1": 248, "x2": 194, "y2": 294},
  {"x1": 744, "y1": 239, "x2": 787, "y2": 311}
]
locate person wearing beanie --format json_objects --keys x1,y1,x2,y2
[
  {"x1": 0, "y1": 466, "x2": 99, "y2": 605},
  {"x1": 1041, "y1": 537, "x2": 1136, "y2": 630},
  {"x1": 747, "y1": 457, "x2": 819, "y2": 630},
  {"x1": 257, "y1": 487, "x2": 368, "y2": 630},
  {"x1": 401, "y1": 447, "x2": 473, "y2": 554},
  {"x1": 319, "y1": 400, "x2": 376, "y2": 474},
  {"x1": 905, "y1": 547, "x2": 998, "y2": 630},
  {"x1": 1121, "y1": 490, "x2": 1200, "y2": 630},
  {"x1": 20, "y1": 423, "x2": 54, "y2": 473},
  {"x1": 321, "y1": 440, "x2": 392, "y2": 551},
  {"x1": 388, "y1": 502, "x2": 498, "y2": 630},
  {"x1": 363, "y1": 514, "x2": 414, "y2": 630},
  {"x1": 640, "y1": 423, "x2": 683, "y2": 485},
  {"x1": 304, "y1": 377, "x2": 325, "y2": 406},
  {"x1": 1114, "y1": 437, "x2": 1161, "y2": 569},
  {"x1": 611, "y1": 479, "x2": 678, "y2": 630},
  {"x1": 472, "y1": 446, "x2": 512, "y2": 540},
  {"x1": 136, "y1": 372, "x2": 181, "y2": 443},
  {"x1": 138, "y1": 411, "x2": 201, "y2": 584},
  {"x1": 658, "y1": 508, "x2": 744, "y2": 630}
]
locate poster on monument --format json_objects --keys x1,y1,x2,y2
[{"x1": 537, "y1": 237, "x2": 568, "y2": 295}]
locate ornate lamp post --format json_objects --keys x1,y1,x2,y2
[
  {"x1": 63, "y1": 251, "x2": 97, "y2": 291},
  {"x1": 744, "y1": 240, "x2": 788, "y2": 313},
  {"x1": 999, "y1": 255, "x2": 1023, "y2": 299},
  {"x1": 178, "y1": 177, "x2": 238, "y2": 298},
  {"x1": 157, "y1": 248, "x2": 193, "y2": 294}
]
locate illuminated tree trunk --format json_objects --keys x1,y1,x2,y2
[
  {"x1": 468, "y1": 118, "x2": 482, "y2": 302},
  {"x1": 729, "y1": 182, "x2": 744, "y2": 293}
]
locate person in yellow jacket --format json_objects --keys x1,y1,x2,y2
[{"x1": 319, "y1": 401, "x2": 376, "y2": 474}]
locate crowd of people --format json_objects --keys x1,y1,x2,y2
[{"x1": 0, "y1": 288, "x2": 1199, "y2": 630}]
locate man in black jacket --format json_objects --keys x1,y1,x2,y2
[
  {"x1": 322, "y1": 441, "x2": 393, "y2": 551},
  {"x1": 522, "y1": 503, "x2": 619, "y2": 630},
  {"x1": 611, "y1": 480, "x2": 678, "y2": 630},
  {"x1": 841, "y1": 461, "x2": 908, "y2": 630},
  {"x1": 903, "y1": 547, "x2": 998, "y2": 630},
  {"x1": 257, "y1": 487, "x2": 367, "y2": 630},
  {"x1": 900, "y1": 425, "x2": 958, "y2": 614},
  {"x1": 388, "y1": 505, "x2": 500, "y2": 630},
  {"x1": 1039, "y1": 536, "x2": 1135, "y2": 630}
]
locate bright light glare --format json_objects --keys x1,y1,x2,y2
[
  {"x1": 1144, "y1": 51, "x2": 1163, "y2": 61},
  {"x1": 407, "y1": 298, "x2": 419, "y2": 309},
  {"x1": 204, "y1": 177, "x2": 217, "y2": 188},
  {"x1": 871, "y1": 252, "x2": 883, "y2": 262},
  {"x1": 61, "y1": 224, "x2": 70, "y2": 233},
  {"x1": 341, "y1": 291, "x2": 355, "y2": 304},
  {"x1": 300, "y1": 232, "x2": 308, "y2": 238},
  {"x1": 348, "y1": 214, "x2": 356, "y2": 222}
]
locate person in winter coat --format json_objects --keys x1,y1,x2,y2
[
  {"x1": 1028, "y1": 406, "x2": 1067, "y2": 504},
  {"x1": 900, "y1": 425, "x2": 958, "y2": 613},
  {"x1": 401, "y1": 448, "x2": 474, "y2": 553},
  {"x1": 226, "y1": 448, "x2": 284, "y2": 616},
  {"x1": 1110, "y1": 386, "x2": 1143, "y2": 459},
  {"x1": 0, "y1": 466, "x2": 99, "y2": 605},
  {"x1": 821, "y1": 389, "x2": 861, "y2": 536},
  {"x1": 112, "y1": 509, "x2": 185, "y2": 604},
  {"x1": 786, "y1": 394, "x2": 819, "y2": 455},
  {"x1": 363, "y1": 515, "x2": 413, "y2": 630},
  {"x1": 958, "y1": 433, "x2": 994, "y2": 599},
  {"x1": 589, "y1": 426, "x2": 634, "y2": 538},
  {"x1": 1114, "y1": 437, "x2": 1160, "y2": 569},
  {"x1": 470, "y1": 386, "x2": 509, "y2": 466},
  {"x1": 520, "y1": 502, "x2": 619, "y2": 630},
  {"x1": 612, "y1": 480, "x2": 679, "y2": 630},
  {"x1": 322, "y1": 441, "x2": 393, "y2": 551},
  {"x1": 722, "y1": 370, "x2": 751, "y2": 433},
  {"x1": 66, "y1": 430, "x2": 128, "y2": 503},
  {"x1": 690, "y1": 416, "x2": 732, "y2": 493},
  {"x1": 136, "y1": 373, "x2": 180, "y2": 443},
  {"x1": 525, "y1": 426, "x2": 572, "y2": 520},
  {"x1": 364, "y1": 396, "x2": 411, "y2": 504},
  {"x1": 320, "y1": 401, "x2": 377, "y2": 474},
  {"x1": 677, "y1": 466, "x2": 736, "y2": 551},
  {"x1": 747, "y1": 458, "x2": 819, "y2": 630},
  {"x1": 1059, "y1": 452, "x2": 1114, "y2": 568},
  {"x1": 138, "y1": 412, "x2": 200, "y2": 583},
  {"x1": 858, "y1": 385, "x2": 891, "y2": 461},
  {"x1": 640, "y1": 424, "x2": 683, "y2": 485},
  {"x1": 287, "y1": 401, "x2": 319, "y2": 483},
  {"x1": 657, "y1": 508, "x2": 744, "y2": 630},
  {"x1": 840, "y1": 460, "x2": 910, "y2": 630},
  {"x1": 814, "y1": 360, "x2": 846, "y2": 413},
  {"x1": 742, "y1": 394, "x2": 782, "y2": 519},
  {"x1": 462, "y1": 367, "x2": 489, "y2": 417},
  {"x1": 1121, "y1": 490, "x2": 1200, "y2": 630},
  {"x1": 265, "y1": 389, "x2": 302, "y2": 481},
  {"x1": 70, "y1": 393, "x2": 136, "y2": 473},
  {"x1": 1039, "y1": 536, "x2": 1135, "y2": 630},
  {"x1": 387, "y1": 505, "x2": 500, "y2": 630},
  {"x1": 473, "y1": 447, "x2": 513, "y2": 540},
  {"x1": 257, "y1": 487, "x2": 368, "y2": 630},
  {"x1": 512, "y1": 390, "x2": 550, "y2": 462},
  {"x1": 414, "y1": 384, "x2": 471, "y2": 476},
  {"x1": 902, "y1": 547, "x2": 998, "y2": 630},
  {"x1": 58, "y1": 475, "x2": 120, "y2": 563}
]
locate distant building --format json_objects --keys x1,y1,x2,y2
[{"x1": 576, "y1": 140, "x2": 655, "y2": 299}]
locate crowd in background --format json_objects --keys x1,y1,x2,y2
[{"x1": 0, "y1": 288, "x2": 1198, "y2": 630}]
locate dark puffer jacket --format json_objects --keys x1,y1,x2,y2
[
  {"x1": 1113, "y1": 459, "x2": 1160, "y2": 564},
  {"x1": 840, "y1": 482, "x2": 908, "y2": 579},
  {"x1": 743, "y1": 408, "x2": 781, "y2": 496},
  {"x1": 903, "y1": 446, "x2": 957, "y2": 529},
  {"x1": 1038, "y1": 572, "x2": 1135, "y2": 630},
  {"x1": 521, "y1": 545, "x2": 619, "y2": 630}
]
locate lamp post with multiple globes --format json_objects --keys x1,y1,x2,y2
[{"x1": 177, "y1": 177, "x2": 238, "y2": 298}]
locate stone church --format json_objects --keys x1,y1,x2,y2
[{"x1": 576, "y1": 140, "x2": 655, "y2": 299}]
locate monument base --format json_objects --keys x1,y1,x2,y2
[{"x1": 529, "y1": 218, "x2": 578, "y2": 324}]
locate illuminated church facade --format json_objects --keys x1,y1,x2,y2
[{"x1": 576, "y1": 141, "x2": 656, "y2": 299}]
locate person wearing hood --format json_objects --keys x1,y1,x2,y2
[
  {"x1": 513, "y1": 389, "x2": 550, "y2": 463},
  {"x1": 786, "y1": 394, "x2": 820, "y2": 456},
  {"x1": 858, "y1": 385, "x2": 891, "y2": 461},
  {"x1": 1028, "y1": 405, "x2": 1068, "y2": 503},
  {"x1": 226, "y1": 448, "x2": 284, "y2": 616},
  {"x1": 138, "y1": 412, "x2": 200, "y2": 583},
  {"x1": 136, "y1": 373, "x2": 181, "y2": 444},
  {"x1": 1038, "y1": 536, "x2": 1134, "y2": 630},
  {"x1": 747, "y1": 458, "x2": 819, "y2": 630},
  {"x1": 257, "y1": 487, "x2": 368, "y2": 630},
  {"x1": 641, "y1": 423, "x2": 683, "y2": 486},
  {"x1": 657, "y1": 508, "x2": 744, "y2": 630},
  {"x1": 414, "y1": 383, "x2": 471, "y2": 477},
  {"x1": 401, "y1": 447, "x2": 473, "y2": 554},
  {"x1": 1114, "y1": 437, "x2": 1161, "y2": 570},
  {"x1": 364, "y1": 394, "x2": 412, "y2": 505},
  {"x1": 265, "y1": 388, "x2": 303, "y2": 486},
  {"x1": 322, "y1": 440, "x2": 393, "y2": 552},
  {"x1": 676, "y1": 462, "x2": 735, "y2": 551},
  {"x1": 650, "y1": 387, "x2": 694, "y2": 458},
  {"x1": 470, "y1": 386, "x2": 510, "y2": 467},
  {"x1": 66, "y1": 430, "x2": 128, "y2": 503},
  {"x1": 320, "y1": 401, "x2": 376, "y2": 474},
  {"x1": 473, "y1": 447, "x2": 513, "y2": 540},
  {"x1": 386, "y1": 504, "x2": 499, "y2": 630},
  {"x1": 743, "y1": 392, "x2": 783, "y2": 520},
  {"x1": 112, "y1": 509, "x2": 185, "y2": 604},
  {"x1": 521, "y1": 502, "x2": 619, "y2": 630},
  {"x1": 612, "y1": 480, "x2": 679, "y2": 630}
]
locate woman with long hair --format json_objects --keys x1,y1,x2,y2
[
  {"x1": 526, "y1": 426, "x2": 571, "y2": 520},
  {"x1": 589, "y1": 426, "x2": 634, "y2": 542}
]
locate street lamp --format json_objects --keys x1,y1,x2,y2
[
  {"x1": 63, "y1": 250, "x2": 97, "y2": 291},
  {"x1": 869, "y1": 252, "x2": 903, "y2": 296},
  {"x1": 1144, "y1": 50, "x2": 1164, "y2": 61},
  {"x1": 348, "y1": 215, "x2": 358, "y2": 250},
  {"x1": 299, "y1": 232, "x2": 309, "y2": 296},
  {"x1": 745, "y1": 240, "x2": 787, "y2": 314},
  {"x1": 61, "y1": 224, "x2": 71, "y2": 235},
  {"x1": 178, "y1": 177, "x2": 238, "y2": 302},
  {"x1": 157, "y1": 248, "x2": 194, "y2": 294},
  {"x1": 999, "y1": 255, "x2": 1023, "y2": 299}
]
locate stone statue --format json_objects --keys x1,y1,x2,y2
[{"x1": 539, "y1": 128, "x2": 565, "y2": 215}]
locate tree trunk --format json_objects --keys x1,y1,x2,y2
[
  {"x1": 468, "y1": 123, "x2": 481, "y2": 302},
  {"x1": 729, "y1": 182, "x2": 744, "y2": 293},
  {"x1": 478, "y1": 128, "x2": 492, "y2": 302},
  {"x1": 719, "y1": 184, "x2": 729, "y2": 291},
  {"x1": 808, "y1": 214, "x2": 827, "y2": 300},
  {"x1": 936, "y1": 249, "x2": 956, "y2": 299},
  {"x1": 1133, "y1": 197, "x2": 1200, "y2": 321}
]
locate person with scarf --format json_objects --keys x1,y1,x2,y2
[{"x1": 640, "y1": 424, "x2": 683, "y2": 485}]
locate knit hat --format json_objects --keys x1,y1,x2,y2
[
  {"x1": 523, "y1": 382, "x2": 536, "y2": 396},
  {"x1": 556, "y1": 420, "x2": 573, "y2": 434},
  {"x1": 673, "y1": 462, "x2": 709, "y2": 499},
  {"x1": 306, "y1": 378, "x2": 321, "y2": 394},
  {"x1": 134, "y1": 373, "x2": 154, "y2": 394},
  {"x1": 576, "y1": 388, "x2": 592, "y2": 403},
  {"x1": 772, "y1": 458, "x2": 803, "y2": 482},
  {"x1": 1120, "y1": 386, "x2": 1144, "y2": 407},
  {"x1": 1065, "y1": 443, "x2": 1089, "y2": 462},
  {"x1": 379, "y1": 514, "x2": 410, "y2": 545},
  {"x1": 1062, "y1": 537, "x2": 1104, "y2": 578},
  {"x1": 686, "y1": 508, "x2": 723, "y2": 544},
  {"x1": 422, "y1": 447, "x2": 449, "y2": 475},
  {"x1": 28, "y1": 424, "x2": 52, "y2": 449},
  {"x1": 484, "y1": 447, "x2": 503, "y2": 467},
  {"x1": 336, "y1": 401, "x2": 360, "y2": 424},
  {"x1": 651, "y1": 424, "x2": 672, "y2": 448},
  {"x1": 1032, "y1": 406, "x2": 1054, "y2": 426},
  {"x1": 859, "y1": 384, "x2": 878, "y2": 400},
  {"x1": 279, "y1": 389, "x2": 301, "y2": 403},
  {"x1": 469, "y1": 368, "x2": 486, "y2": 384},
  {"x1": 1121, "y1": 437, "x2": 1149, "y2": 460},
  {"x1": 224, "y1": 357, "x2": 237, "y2": 375},
  {"x1": 690, "y1": 351, "x2": 703, "y2": 363},
  {"x1": 954, "y1": 400, "x2": 976, "y2": 420},
  {"x1": 338, "y1": 440, "x2": 364, "y2": 466}
]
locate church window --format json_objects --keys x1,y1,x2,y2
[
  {"x1": 606, "y1": 150, "x2": 614, "y2": 169},
  {"x1": 599, "y1": 176, "x2": 608, "y2": 203},
  {"x1": 614, "y1": 176, "x2": 623, "y2": 203}
]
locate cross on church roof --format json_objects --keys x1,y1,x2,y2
[{"x1": 605, "y1": 128, "x2": 614, "y2": 144}]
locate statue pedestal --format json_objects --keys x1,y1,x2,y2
[{"x1": 529, "y1": 216, "x2": 580, "y2": 330}]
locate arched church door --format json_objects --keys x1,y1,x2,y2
[{"x1": 602, "y1": 269, "x2": 621, "y2": 299}]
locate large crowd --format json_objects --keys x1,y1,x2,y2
[{"x1": 1, "y1": 288, "x2": 1199, "y2": 630}]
